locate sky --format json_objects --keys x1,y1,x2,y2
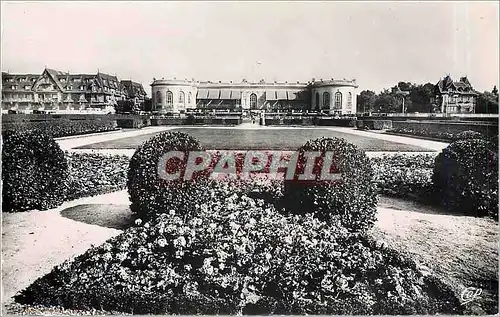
[{"x1": 1, "y1": 1, "x2": 498, "y2": 96}]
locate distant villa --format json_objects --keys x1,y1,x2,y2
[{"x1": 432, "y1": 75, "x2": 478, "y2": 114}]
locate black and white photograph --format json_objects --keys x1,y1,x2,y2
[{"x1": 1, "y1": 1, "x2": 498, "y2": 315}]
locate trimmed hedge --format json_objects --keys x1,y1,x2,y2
[
  {"x1": 1, "y1": 119, "x2": 118, "y2": 138},
  {"x1": 283, "y1": 137, "x2": 378, "y2": 232},
  {"x1": 2, "y1": 131, "x2": 69, "y2": 212},
  {"x1": 432, "y1": 139, "x2": 498, "y2": 218},
  {"x1": 127, "y1": 131, "x2": 214, "y2": 220},
  {"x1": 15, "y1": 192, "x2": 462, "y2": 315}
]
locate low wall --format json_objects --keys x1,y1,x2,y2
[
  {"x1": 151, "y1": 117, "x2": 242, "y2": 126},
  {"x1": 357, "y1": 120, "x2": 393, "y2": 130},
  {"x1": 264, "y1": 116, "x2": 356, "y2": 127}
]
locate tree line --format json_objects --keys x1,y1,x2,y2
[{"x1": 357, "y1": 82, "x2": 499, "y2": 114}]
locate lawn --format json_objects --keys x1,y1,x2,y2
[{"x1": 77, "y1": 128, "x2": 433, "y2": 152}]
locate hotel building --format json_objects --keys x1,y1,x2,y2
[{"x1": 1, "y1": 68, "x2": 146, "y2": 113}]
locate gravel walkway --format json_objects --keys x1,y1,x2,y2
[{"x1": 1, "y1": 191, "x2": 129, "y2": 310}]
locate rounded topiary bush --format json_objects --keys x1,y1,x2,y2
[
  {"x1": 283, "y1": 137, "x2": 378, "y2": 232},
  {"x1": 127, "y1": 131, "x2": 217, "y2": 220},
  {"x1": 2, "y1": 131, "x2": 68, "y2": 212},
  {"x1": 432, "y1": 138, "x2": 498, "y2": 218},
  {"x1": 15, "y1": 194, "x2": 462, "y2": 315}
]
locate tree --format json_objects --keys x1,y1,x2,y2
[
  {"x1": 408, "y1": 83, "x2": 434, "y2": 113},
  {"x1": 397, "y1": 81, "x2": 414, "y2": 92},
  {"x1": 143, "y1": 98, "x2": 153, "y2": 112},
  {"x1": 356, "y1": 90, "x2": 377, "y2": 113},
  {"x1": 115, "y1": 100, "x2": 135, "y2": 114},
  {"x1": 492, "y1": 86, "x2": 498, "y2": 97},
  {"x1": 374, "y1": 90, "x2": 399, "y2": 113},
  {"x1": 476, "y1": 91, "x2": 499, "y2": 114}
]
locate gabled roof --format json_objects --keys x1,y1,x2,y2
[
  {"x1": 436, "y1": 75, "x2": 474, "y2": 94},
  {"x1": 120, "y1": 80, "x2": 146, "y2": 97}
]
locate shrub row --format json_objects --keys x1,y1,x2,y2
[
  {"x1": 388, "y1": 126, "x2": 497, "y2": 142},
  {"x1": 2, "y1": 130, "x2": 130, "y2": 212},
  {"x1": 1, "y1": 119, "x2": 118, "y2": 138},
  {"x1": 16, "y1": 193, "x2": 462, "y2": 315}
]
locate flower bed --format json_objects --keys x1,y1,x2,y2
[
  {"x1": 370, "y1": 154, "x2": 436, "y2": 203},
  {"x1": 15, "y1": 189, "x2": 462, "y2": 315},
  {"x1": 388, "y1": 126, "x2": 456, "y2": 141},
  {"x1": 65, "y1": 153, "x2": 130, "y2": 201},
  {"x1": 2, "y1": 119, "x2": 118, "y2": 138}
]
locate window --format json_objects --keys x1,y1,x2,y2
[
  {"x1": 25, "y1": 86, "x2": 31, "y2": 90},
  {"x1": 179, "y1": 91, "x2": 185, "y2": 104},
  {"x1": 347, "y1": 92, "x2": 352, "y2": 109},
  {"x1": 188, "y1": 92, "x2": 192, "y2": 103},
  {"x1": 334, "y1": 92, "x2": 342, "y2": 109},
  {"x1": 315, "y1": 93, "x2": 320, "y2": 110},
  {"x1": 166, "y1": 91, "x2": 173, "y2": 105},
  {"x1": 250, "y1": 93, "x2": 257, "y2": 109},
  {"x1": 156, "y1": 91, "x2": 162, "y2": 104},
  {"x1": 323, "y1": 92, "x2": 330, "y2": 109}
]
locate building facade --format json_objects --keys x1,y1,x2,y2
[
  {"x1": 120, "y1": 80, "x2": 147, "y2": 108},
  {"x1": 1, "y1": 68, "x2": 146, "y2": 113},
  {"x1": 433, "y1": 75, "x2": 477, "y2": 113},
  {"x1": 151, "y1": 78, "x2": 358, "y2": 115}
]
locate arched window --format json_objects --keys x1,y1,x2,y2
[
  {"x1": 323, "y1": 92, "x2": 330, "y2": 109},
  {"x1": 315, "y1": 93, "x2": 320, "y2": 110},
  {"x1": 347, "y1": 92, "x2": 352, "y2": 109},
  {"x1": 156, "y1": 91, "x2": 162, "y2": 105},
  {"x1": 188, "y1": 92, "x2": 192, "y2": 104},
  {"x1": 166, "y1": 91, "x2": 173, "y2": 105},
  {"x1": 335, "y1": 92, "x2": 342, "y2": 109},
  {"x1": 179, "y1": 91, "x2": 185, "y2": 104},
  {"x1": 250, "y1": 93, "x2": 257, "y2": 109}
]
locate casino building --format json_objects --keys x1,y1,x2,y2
[{"x1": 151, "y1": 78, "x2": 358, "y2": 115}]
